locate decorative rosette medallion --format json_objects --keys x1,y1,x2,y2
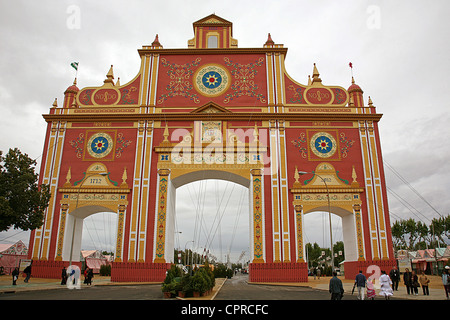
[
  {"x1": 87, "y1": 132, "x2": 114, "y2": 158},
  {"x1": 310, "y1": 132, "x2": 337, "y2": 158},
  {"x1": 193, "y1": 64, "x2": 231, "y2": 97}
]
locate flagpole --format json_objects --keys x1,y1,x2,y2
[{"x1": 71, "y1": 62, "x2": 79, "y2": 80}]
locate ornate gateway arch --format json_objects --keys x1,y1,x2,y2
[{"x1": 29, "y1": 15, "x2": 396, "y2": 281}]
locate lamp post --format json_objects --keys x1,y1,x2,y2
[
  {"x1": 298, "y1": 171, "x2": 334, "y2": 272},
  {"x1": 69, "y1": 172, "x2": 108, "y2": 267}
]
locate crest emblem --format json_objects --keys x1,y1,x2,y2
[
  {"x1": 87, "y1": 132, "x2": 113, "y2": 158},
  {"x1": 310, "y1": 132, "x2": 337, "y2": 158},
  {"x1": 194, "y1": 64, "x2": 231, "y2": 97}
]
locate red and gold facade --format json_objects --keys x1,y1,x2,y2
[{"x1": 29, "y1": 15, "x2": 395, "y2": 281}]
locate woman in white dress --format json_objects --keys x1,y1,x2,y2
[{"x1": 379, "y1": 270, "x2": 394, "y2": 299}]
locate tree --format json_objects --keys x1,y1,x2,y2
[
  {"x1": 391, "y1": 217, "x2": 450, "y2": 251},
  {"x1": 0, "y1": 148, "x2": 51, "y2": 231},
  {"x1": 305, "y1": 242, "x2": 322, "y2": 268},
  {"x1": 430, "y1": 216, "x2": 450, "y2": 247},
  {"x1": 391, "y1": 220, "x2": 407, "y2": 250},
  {"x1": 405, "y1": 218, "x2": 419, "y2": 249}
]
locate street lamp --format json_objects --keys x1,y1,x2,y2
[
  {"x1": 69, "y1": 172, "x2": 108, "y2": 267},
  {"x1": 298, "y1": 171, "x2": 334, "y2": 272}
]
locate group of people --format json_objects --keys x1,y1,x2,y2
[
  {"x1": 60, "y1": 266, "x2": 94, "y2": 285},
  {"x1": 329, "y1": 265, "x2": 450, "y2": 300},
  {"x1": 11, "y1": 262, "x2": 95, "y2": 287},
  {"x1": 329, "y1": 269, "x2": 395, "y2": 300},
  {"x1": 11, "y1": 262, "x2": 32, "y2": 285}
]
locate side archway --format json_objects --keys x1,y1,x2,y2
[
  {"x1": 291, "y1": 163, "x2": 365, "y2": 265},
  {"x1": 55, "y1": 163, "x2": 130, "y2": 263}
]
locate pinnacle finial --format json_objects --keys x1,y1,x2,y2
[
  {"x1": 152, "y1": 34, "x2": 162, "y2": 48},
  {"x1": 103, "y1": 65, "x2": 114, "y2": 85},
  {"x1": 264, "y1": 33, "x2": 275, "y2": 47},
  {"x1": 312, "y1": 63, "x2": 322, "y2": 83},
  {"x1": 163, "y1": 124, "x2": 169, "y2": 142}
]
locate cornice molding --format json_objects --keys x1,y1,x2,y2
[
  {"x1": 138, "y1": 47, "x2": 288, "y2": 57},
  {"x1": 43, "y1": 112, "x2": 383, "y2": 123}
]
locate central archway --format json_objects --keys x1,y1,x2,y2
[
  {"x1": 174, "y1": 178, "x2": 250, "y2": 265},
  {"x1": 154, "y1": 169, "x2": 254, "y2": 264}
]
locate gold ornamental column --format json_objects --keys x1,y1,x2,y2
[
  {"x1": 55, "y1": 204, "x2": 69, "y2": 261},
  {"x1": 153, "y1": 169, "x2": 171, "y2": 263},
  {"x1": 251, "y1": 169, "x2": 264, "y2": 263},
  {"x1": 294, "y1": 205, "x2": 305, "y2": 263},
  {"x1": 114, "y1": 204, "x2": 127, "y2": 262},
  {"x1": 353, "y1": 203, "x2": 366, "y2": 261}
]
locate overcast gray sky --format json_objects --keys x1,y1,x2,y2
[{"x1": 0, "y1": 1, "x2": 449, "y2": 262}]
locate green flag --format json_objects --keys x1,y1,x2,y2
[{"x1": 71, "y1": 62, "x2": 79, "y2": 70}]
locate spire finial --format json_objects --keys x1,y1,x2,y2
[
  {"x1": 151, "y1": 34, "x2": 162, "y2": 48},
  {"x1": 64, "y1": 167, "x2": 72, "y2": 187},
  {"x1": 293, "y1": 166, "x2": 302, "y2": 188},
  {"x1": 121, "y1": 167, "x2": 128, "y2": 187},
  {"x1": 351, "y1": 165, "x2": 359, "y2": 187},
  {"x1": 253, "y1": 123, "x2": 259, "y2": 142},
  {"x1": 312, "y1": 63, "x2": 322, "y2": 83},
  {"x1": 52, "y1": 98, "x2": 58, "y2": 108},
  {"x1": 104, "y1": 65, "x2": 114, "y2": 85},
  {"x1": 368, "y1": 96, "x2": 373, "y2": 107},
  {"x1": 163, "y1": 124, "x2": 169, "y2": 142},
  {"x1": 264, "y1": 33, "x2": 275, "y2": 47}
]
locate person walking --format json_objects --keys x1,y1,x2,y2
[
  {"x1": 378, "y1": 270, "x2": 393, "y2": 300},
  {"x1": 418, "y1": 271, "x2": 429, "y2": 296},
  {"x1": 403, "y1": 268, "x2": 412, "y2": 295},
  {"x1": 23, "y1": 261, "x2": 32, "y2": 283},
  {"x1": 12, "y1": 267, "x2": 19, "y2": 285},
  {"x1": 442, "y1": 266, "x2": 450, "y2": 300},
  {"x1": 389, "y1": 266, "x2": 400, "y2": 291},
  {"x1": 84, "y1": 267, "x2": 89, "y2": 284},
  {"x1": 411, "y1": 270, "x2": 419, "y2": 296},
  {"x1": 61, "y1": 266, "x2": 68, "y2": 285},
  {"x1": 355, "y1": 270, "x2": 367, "y2": 300},
  {"x1": 366, "y1": 278, "x2": 376, "y2": 300},
  {"x1": 86, "y1": 267, "x2": 94, "y2": 285},
  {"x1": 329, "y1": 271, "x2": 344, "y2": 300}
]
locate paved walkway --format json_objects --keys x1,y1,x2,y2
[{"x1": 0, "y1": 274, "x2": 448, "y2": 300}]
